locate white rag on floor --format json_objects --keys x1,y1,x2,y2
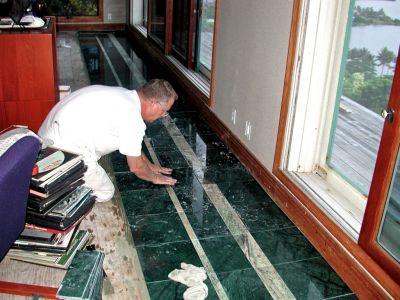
[
  {"x1": 168, "y1": 263, "x2": 208, "y2": 300},
  {"x1": 183, "y1": 282, "x2": 208, "y2": 300}
]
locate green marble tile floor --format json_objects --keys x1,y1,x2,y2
[{"x1": 79, "y1": 32, "x2": 357, "y2": 299}]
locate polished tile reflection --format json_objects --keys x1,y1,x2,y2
[{"x1": 80, "y1": 32, "x2": 356, "y2": 299}]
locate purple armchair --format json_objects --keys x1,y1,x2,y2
[{"x1": 0, "y1": 135, "x2": 41, "y2": 261}]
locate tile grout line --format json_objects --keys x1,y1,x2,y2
[
  {"x1": 144, "y1": 138, "x2": 229, "y2": 300},
  {"x1": 161, "y1": 115, "x2": 297, "y2": 300}
]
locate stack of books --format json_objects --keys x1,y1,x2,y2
[
  {"x1": 7, "y1": 228, "x2": 91, "y2": 269},
  {"x1": 26, "y1": 146, "x2": 96, "y2": 231},
  {"x1": 6, "y1": 146, "x2": 96, "y2": 269}
]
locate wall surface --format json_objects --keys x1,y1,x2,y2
[{"x1": 213, "y1": 0, "x2": 293, "y2": 170}]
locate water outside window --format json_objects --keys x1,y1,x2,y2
[{"x1": 327, "y1": 0, "x2": 400, "y2": 196}]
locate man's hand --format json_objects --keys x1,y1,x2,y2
[
  {"x1": 152, "y1": 173, "x2": 177, "y2": 185},
  {"x1": 127, "y1": 154, "x2": 177, "y2": 186},
  {"x1": 147, "y1": 158, "x2": 176, "y2": 185},
  {"x1": 149, "y1": 163, "x2": 173, "y2": 175}
]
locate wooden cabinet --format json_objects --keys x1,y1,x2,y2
[{"x1": 0, "y1": 17, "x2": 59, "y2": 132}]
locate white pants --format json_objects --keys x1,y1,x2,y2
[
  {"x1": 39, "y1": 121, "x2": 115, "y2": 202},
  {"x1": 83, "y1": 160, "x2": 115, "y2": 202}
]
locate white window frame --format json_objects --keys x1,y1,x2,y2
[{"x1": 282, "y1": 0, "x2": 366, "y2": 240}]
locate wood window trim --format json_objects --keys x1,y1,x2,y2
[
  {"x1": 55, "y1": 0, "x2": 103, "y2": 23},
  {"x1": 147, "y1": 0, "x2": 152, "y2": 33},
  {"x1": 164, "y1": 0, "x2": 173, "y2": 55},
  {"x1": 272, "y1": 0, "x2": 400, "y2": 297}
]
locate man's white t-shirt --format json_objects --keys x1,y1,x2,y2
[{"x1": 38, "y1": 85, "x2": 146, "y2": 160}]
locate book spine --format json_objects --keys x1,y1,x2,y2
[{"x1": 24, "y1": 223, "x2": 70, "y2": 235}]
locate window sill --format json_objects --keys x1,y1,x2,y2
[
  {"x1": 134, "y1": 25, "x2": 147, "y2": 38},
  {"x1": 135, "y1": 25, "x2": 210, "y2": 96},
  {"x1": 166, "y1": 56, "x2": 210, "y2": 98},
  {"x1": 287, "y1": 171, "x2": 367, "y2": 240}
]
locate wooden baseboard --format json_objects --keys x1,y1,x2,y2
[{"x1": 125, "y1": 25, "x2": 400, "y2": 299}]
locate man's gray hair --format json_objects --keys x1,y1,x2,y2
[{"x1": 138, "y1": 79, "x2": 178, "y2": 103}]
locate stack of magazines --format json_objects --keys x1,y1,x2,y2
[
  {"x1": 6, "y1": 146, "x2": 96, "y2": 269},
  {"x1": 26, "y1": 146, "x2": 95, "y2": 230},
  {"x1": 7, "y1": 228, "x2": 91, "y2": 269}
]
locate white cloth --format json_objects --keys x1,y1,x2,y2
[
  {"x1": 183, "y1": 283, "x2": 208, "y2": 300},
  {"x1": 38, "y1": 85, "x2": 146, "y2": 201},
  {"x1": 168, "y1": 269, "x2": 207, "y2": 287},
  {"x1": 168, "y1": 263, "x2": 208, "y2": 300}
]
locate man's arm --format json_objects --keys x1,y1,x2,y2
[{"x1": 126, "y1": 153, "x2": 177, "y2": 185}]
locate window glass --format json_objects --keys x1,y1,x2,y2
[
  {"x1": 327, "y1": 0, "x2": 399, "y2": 195},
  {"x1": 172, "y1": 0, "x2": 190, "y2": 60},
  {"x1": 149, "y1": 0, "x2": 166, "y2": 46},
  {"x1": 198, "y1": 0, "x2": 215, "y2": 72},
  {"x1": 46, "y1": 0, "x2": 99, "y2": 17},
  {"x1": 378, "y1": 147, "x2": 400, "y2": 263}
]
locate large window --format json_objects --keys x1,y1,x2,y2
[
  {"x1": 169, "y1": 0, "x2": 216, "y2": 78},
  {"x1": 277, "y1": 0, "x2": 400, "y2": 282},
  {"x1": 132, "y1": 0, "x2": 216, "y2": 81},
  {"x1": 46, "y1": 0, "x2": 99, "y2": 17},
  {"x1": 279, "y1": 0, "x2": 399, "y2": 237},
  {"x1": 44, "y1": 0, "x2": 102, "y2": 23}
]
